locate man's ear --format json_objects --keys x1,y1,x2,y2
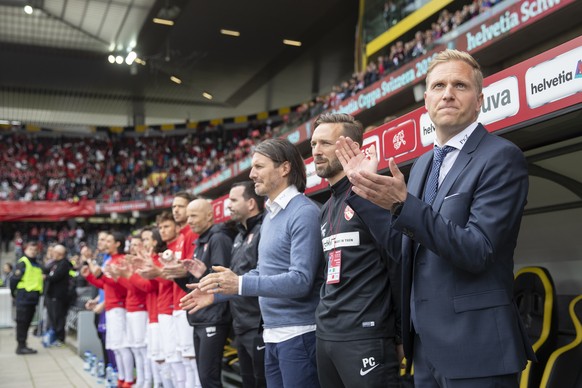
[
  {"x1": 476, "y1": 92, "x2": 484, "y2": 114},
  {"x1": 280, "y1": 161, "x2": 291, "y2": 177},
  {"x1": 206, "y1": 210, "x2": 214, "y2": 224},
  {"x1": 247, "y1": 198, "x2": 257, "y2": 212}
]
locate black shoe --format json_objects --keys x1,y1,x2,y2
[{"x1": 16, "y1": 346, "x2": 38, "y2": 355}]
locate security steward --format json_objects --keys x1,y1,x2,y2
[{"x1": 10, "y1": 241, "x2": 43, "y2": 355}]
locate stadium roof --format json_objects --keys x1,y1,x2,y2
[{"x1": 0, "y1": 0, "x2": 358, "y2": 128}]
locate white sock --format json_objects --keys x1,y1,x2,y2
[
  {"x1": 150, "y1": 359, "x2": 161, "y2": 388},
  {"x1": 169, "y1": 361, "x2": 185, "y2": 388},
  {"x1": 142, "y1": 353, "x2": 152, "y2": 387},
  {"x1": 160, "y1": 362, "x2": 174, "y2": 388},
  {"x1": 112, "y1": 349, "x2": 126, "y2": 382},
  {"x1": 119, "y1": 347, "x2": 135, "y2": 383},
  {"x1": 131, "y1": 346, "x2": 146, "y2": 387}
]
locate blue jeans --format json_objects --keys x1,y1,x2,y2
[{"x1": 265, "y1": 331, "x2": 320, "y2": 388}]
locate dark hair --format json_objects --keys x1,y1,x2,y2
[
  {"x1": 254, "y1": 138, "x2": 306, "y2": 192},
  {"x1": 231, "y1": 181, "x2": 265, "y2": 212},
  {"x1": 24, "y1": 241, "x2": 39, "y2": 249},
  {"x1": 109, "y1": 231, "x2": 126, "y2": 254},
  {"x1": 174, "y1": 191, "x2": 195, "y2": 203},
  {"x1": 141, "y1": 225, "x2": 166, "y2": 254},
  {"x1": 156, "y1": 211, "x2": 175, "y2": 225},
  {"x1": 314, "y1": 113, "x2": 364, "y2": 145}
]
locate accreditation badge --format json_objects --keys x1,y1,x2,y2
[{"x1": 326, "y1": 250, "x2": 341, "y2": 284}]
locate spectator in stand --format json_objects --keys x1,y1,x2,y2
[
  {"x1": 1, "y1": 263, "x2": 13, "y2": 287},
  {"x1": 438, "y1": 9, "x2": 452, "y2": 34},
  {"x1": 377, "y1": 55, "x2": 385, "y2": 77},
  {"x1": 364, "y1": 61, "x2": 379, "y2": 87},
  {"x1": 14, "y1": 231, "x2": 24, "y2": 259},
  {"x1": 451, "y1": 10, "x2": 465, "y2": 30},
  {"x1": 411, "y1": 31, "x2": 426, "y2": 58}
]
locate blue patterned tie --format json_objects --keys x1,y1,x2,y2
[{"x1": 424, "y1": 145, "x2": 455, "y2": 205}]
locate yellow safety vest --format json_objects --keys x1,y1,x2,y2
[{"x1": 16, "y1": 256, "x2": 43, "y2": 293}]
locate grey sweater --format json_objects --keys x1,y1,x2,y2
[{"x1": 241, "y1": 194, "x2": 324, "y2": 329}]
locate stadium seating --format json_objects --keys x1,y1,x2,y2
[
  {"x1": 514, "y1": 266, "x2": 559, "y2": 388},
  {"x1": 540, "y1": 294, "x2": 582, "y2": 388}
]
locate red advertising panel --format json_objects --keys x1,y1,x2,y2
[
  {"x1": 0, "y1": 200, "x2": 96, "y2": 222},
  {"x1": 382, "y1": 119, "x2": 418, "y2": 161},
  {"x1": 212, "y1": 194, "x2": 231, "y2": 224}
]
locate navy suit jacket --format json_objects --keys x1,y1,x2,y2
[{"x1": 348, "y1": 124, "x2": 535, "y2": 379}]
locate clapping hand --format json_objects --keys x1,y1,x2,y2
[
  {"x1": 179, "y1": 284, "x2": 215, "y2": 314},
  {"x1": 198, "y1": 266, "x2": 239, "y2": 295},
  {"x1": 182, "y1": 258, "x2": 208, "y2": 279},
  {"x1": 336, "y1": 136, "x2": 407, "y2": 210}
]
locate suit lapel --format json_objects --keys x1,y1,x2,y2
[
  {"x1": 431, "y1": 125, "x2": 487, "y2": 210},
  {"x1": 431, "y1": 153, "x2": 470, "y2": 209}
]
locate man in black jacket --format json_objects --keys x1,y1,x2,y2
[
  {"x1": 227, "y1": 181, "x2": 265, "y2": 388},
  {"x1": 311, "y1": 113, "x2": 402, "y2": 388},
  {"x1": 44, "y1": 244, "x2": 73, "y2": 346},
  {"x1": 175, "y1": 198, "x2": 233, "y2": 388}
]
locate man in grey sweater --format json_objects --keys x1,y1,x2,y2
[{"x1": 182, "y1": 139, "x2": 323, "y2": 388}]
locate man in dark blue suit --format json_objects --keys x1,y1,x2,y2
[{"x1": 336, "y1": 49, "x2": 535, "y2": 387}]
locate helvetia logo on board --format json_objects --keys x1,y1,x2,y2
[
  {"x1": 465, "y1": 0, "x2": 563, "y2": 52},
  {"x1": 525, "y1": 47, "x2": 582, "y2": 109},
  {"x1": 530, "y1": 70, "x2": 573, "y2": 95}
]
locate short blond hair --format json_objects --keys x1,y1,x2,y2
[{"x1": 426, "y1": 49, "x2": 483, "y2": 94}]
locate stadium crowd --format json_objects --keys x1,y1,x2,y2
[{"x1": 0, "y1": 123, "x2": 275, "y2": 203}]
